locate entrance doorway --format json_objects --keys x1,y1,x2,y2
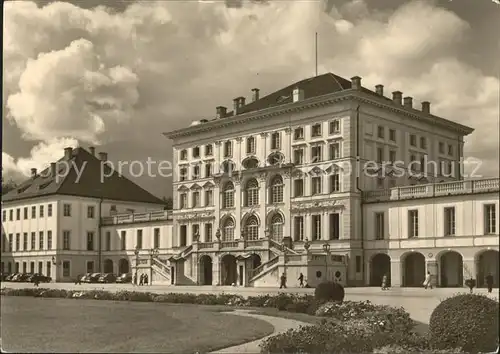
[
  {"x1": 199, "y1": 255, "x2": 213, "y2": 285},
  {"x1": 221, "y1": 255, "x2": 237, "y2": 285},
  {"x1": 476, "y1": 250, "x2": 499, "y2": 287},
  {"x1": 402, "y1": 252, "x2": 425, "y2": 287},
  {"x1": 118, "y1": 258, "x2": 130, "y2": 275},
  {"x1": 103, "y1": 259, "x2": 114, "y2": 274},
  {"x1": 439, "y1": 251, "x2": 463, "y2": 287},
  {"x1": 370, "y1": 253, "x2": 391, "y2": 286}
]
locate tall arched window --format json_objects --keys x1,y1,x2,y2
[
  {"x1": 271, "y1": 213, "x2": 284, "y2": 242},
  {"x1": 223, "y1": 182, "x2": 235, "y2": 208},
  {"x1": 270, "y1": 175, "x2": 284, "y2": 203},
  {"x1": 245, "y1": 178, "x2": 259, "y2": 206},
  {"x1": 222, "y1": 218, "x2": 235, "y2": 241},
  {"x1": 245, "y1": 215, "x2": 259, "y2": 241}
]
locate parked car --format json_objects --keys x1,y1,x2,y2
[
  {"x1": 98, "y1": 273, "x2": 116, "y2": 283},
  {"x1": 84, "y1": 273, "x2": 102, "y2": 283},
  {"x1": 13, "y1": 273, "x2": 31, "y2": 282},
  {"x1": 116, "y1": 273, "x2": 132, "y2": 284},
  {"x1": 80, "y1": 273, "x2": 92, "y2": 283},
  {"x1": 5, "y1": 273, "x2": 18, "y2": 281},
  {"x1": 28, "y1": 273, "x2": 51, "y2": 283}
]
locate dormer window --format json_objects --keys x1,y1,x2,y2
[{"x1": 180, "y1": 149, "x2": 188, "y2": 160}]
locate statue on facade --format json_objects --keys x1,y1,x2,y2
[
  {"x1": 303, "y1": 238, "x2": 311, "y2": 253},
  {"x1": 215, "y1": 228, "x2": 221, "y2": 242}
]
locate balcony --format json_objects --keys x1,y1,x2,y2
[
  {"x1": 101, "y1": 210, "x2": 172, "y2": 226},
  {"x1": 363, "y1": 178, "x2": 499, "y2": 203}
]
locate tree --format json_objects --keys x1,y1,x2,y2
[
  {"x1": 162, "y1": 196, "x2": 173, "y2": 210},
  {"x1": 1, "y1": 175, "x2": 17, "y2": 195}
]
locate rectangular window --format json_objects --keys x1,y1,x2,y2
[
  {"x1": 136, "y1": 230, "x2": 143, "y2": 249},
  {"x1": 15, "y1": 233, "x2": 20, "y2": 251},
  {"x1": 2, "y1": 210, "x2": 5, "y2": 222},
  {"x1": 22, "y1": 262, "x2": 27, "y2": 273},
  {"x1": 294, "y1": 216, "x2": 304, "y2": 241},
  {"x1": 409, "y1": 134, "x2": 417, "y2": 146},
  {"x1": 192, "y1": 165, "x2": 200, "y2": 179},
  {"x1": 205, "y1": 144, "x2": 213, "y2": 156},
  {"x1": 63, "y1": 231, "x2": 70, "y2": 250},
  {"x1": 205, "y1": 162, "x2": 212, "y2": 178},
  {"x1": 87, "y1": 232, "x2": 94, "y2": 251},
  {"x1": 23, "y1": 207, "x2": 28, "y2": 220},
  {"x1": 293, "y1": 148, "x2": 304, "y2": 165},
  {"x1": 328, "y1": 143, "x2": 340, "y2": 160},
  {"x1": 48, "y1": 204, "x2": 52, "y2": 217},
  {"x1": 271, "y1": 132, "x2": 281, "y2": 150},
  {"x1": 329, "y1": 213, "x2": 340, "y2": 240},
  {"x1": 39, "y1": 232, "x2": 44, "y2": 250},
  {"x1": 329, "y1": 120, "x2": 340, "y2": 134},
  {"x1": 192, "y1": 146, "x2": 200, "y2": 158},
  {"x1": 246, "y1": 137, "x2": 256, "y2": 154},
  {"x1": 375, "y1": 212, "x2": 385, "y2": 240},
  {"x1": 205, "y1": 190, "x2": 213, "y2": 206},
  {"x1": 16, "y1": 208, "x2": 20, "y2": 220},
  {"x1": 294, "y1": 127, "x2": 304, "y2": 140},
  {"x1": 205, "y1": 223, "x2": 212, "y2": 242},
  {"x1": 87, "y1": 206, "x2": 95, "y2": 218},
  {"x1": 106, "y1": 231, "x2": 111, "y2": 251},
  {"x1": 329, "y1": 174, "x2": 340, "y2": 193},
  {"x1": 31, "y1": 206, "x2": 36, "y2": 219},
  {"x1": 23, "y1": 233, "x2": 28, "y2": 250},
  {"x1": 62, "y1": 261, "x2": 70, "y2": 277},
  {"x1": 87, "y1": 261, "x2": 94, "y2": 274},
  {"x1": 180, "y1": 193, "x2": 187, "y2": 209},
  {"x1": 9, "y1": 210, "x2": 13, "y2": 221},
  {"x1": 408, "y1": 210, "x2": 419, "y2": 238},
  {"x1": 311, "y1": 123, "x2": 322, "y2": 137},
  {"x1": 224, "y1": 141, "x2": 233, "y2": 157},
  {"x1": 377, "y1": 126, "x2": 385, "y2": 139},
  {"x1": 8, "y1": 234, "x2": 13, "y2": 252},
  {"x1": 293, "y1": 179, "x2": 304, "y2": 197},
  {"x1": 311, "y1": 176, "x2": 322, "y2": 195},
  {"x1": 180, "y1": 149, "x2": 187, "y2": 160},
  {"x1": 444, "y1": 207, "x2": 456, "y2": 236},
  {"x1": 47, "y1": 231, "x2": 52, "y2": 250},
  {"x1": 377, "y1": 178, "x2": 385, "y2": 189},
  {"x1": 30, "y1": 261, "x2": 35, "y2": 273},
  {"x1": 484, "y1": 204, "x2": 497, "y2": 234},
  {"x1": 192, "y1": 224, "x2": 200, "y2": 241},
  {"x1": 63, "y1": 204, "x2": 71, "y2": 217},
  {"x1": 420, "y1": 137, "x2": 427, "y2": 149},
  {"x1": 39, "y1": 205, "x2": 44, "y2": 218},
  {"x1": 389, "y1": 150, "x2": 396, "y2": 163},
  {"x1": 355, "y1": 256, "x2": 362, "y2": 273},
  {"x1": 312, "y1": 215, "x2": 321, "y2": 241},
  {"x1": 38, "y1": 261, "x2": 42, "y2": 274},
  {"x1": 31, "y1": 232, "x2": 36, "y2": 250},
  {"x1": 180, "y1": 225, "x2": 187, "y2": 247},
  {"x1": 311, "y1": 145, "x2": 322, "y2": 162},
  {"x1": 389, "y1": 129, "x2": 396, "y2": 142},
  {"x1": 192, "y1": 191, "x2": 200, "y2": 208},
  {"x1": 121, "y1": 231, "x2": 126, "y2": 250},
  {"x1": 377, "y1": 147, "x2": 384, "y2": 163},
  {"x1": 154, "y1": 228, "x2": 160, "y2": 249},
  {"x1": 448, "y1": 144, "x2": 453, "y2": 156}
]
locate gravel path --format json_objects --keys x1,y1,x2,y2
[{"x1": 211, "y1": 310, "x2": 311, "y2": 353}]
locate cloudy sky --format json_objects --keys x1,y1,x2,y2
[{"x1": 2, "y1": 0, "x2": 499, "y2": 197}]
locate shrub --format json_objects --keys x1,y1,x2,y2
[
  {"x1": 429, "y1": 293, "x2": 499, "y2": 353},
  {"x1": 314, "y1": 281, "x2": 345, "y2": 303}
]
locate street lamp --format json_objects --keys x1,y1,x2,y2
[
  {"x1": 134, "y1": 246, "x2": 139, "y2": 285},
  {"x1": 281, "y1": 240, "x2": 287, "y2": 275},
  {"x1": 149, "y1": 247, "x2": 159, "y2": 286},
  {"x1": 323, "y1": 243, "x2": 331, "y2": 281}
]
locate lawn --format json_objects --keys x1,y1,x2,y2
[{"x1": 1, "y1": 297, "x2": 274, "y2": 353}]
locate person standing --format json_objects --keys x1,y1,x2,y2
[
  {"x1": 381, "y1": 274, "x2": 388, "y2": 290},
  {"x1": 423, "y1": 271, "x2": 433, "y2": 289},
  {"x1": 139, "y1": 273, "x2": 144, "y2": 286},
  {"x1": 33, "y1": 274, "x2": 40, "y2": 287},
  {"x1": 485, "y1": 273, "x2": 494, "y2": 293},
  {"x1": 298, "y1": 273, "x2": 304, "y2": 288},
  {"x1": 279, "y1": 273, "x2": 287, "y2": 289},
  {"x1": 144, "y1": 274, "x2": 149, "y2": 286}
]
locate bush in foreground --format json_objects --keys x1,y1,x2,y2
[
  {"x1": 429, "y1": 293, "x2": 499, "y2": 353},
  {"x1": 314, "y1": 281, "x2": 345, "y2": 303}
]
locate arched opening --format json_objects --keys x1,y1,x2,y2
[
  {"x1": 221, "y1": 217, "x2": 235, "y2": 241},
  {"x1": 118, "y1": 258, "x2": 130, "y2": 275},
  {"x1": 370, "y1": 253, "x2": 391, "y2": 287},
  {"x1": 103, "y1": 259, "x2": 114, "y2": 274},
  {"x1": 244, "y1": 178, "x2": 259, "y2": 206},
  {"x1": 438, "y1": 251, "x2": 463, "y2": 287},
  {"x1": 402, "y1": 252, "x2": 425, "y2": 287},
  {"x1": 476, "y1": 250, "x2": 499, "y2": 288},
  {"x1": 221, "y1": 254, "x2": 237, "y2": 285},
  {"x1": 222, "y1": 182, "x2": 235, "y2": 208},
  {"x1": 250, "y1": 254, "x2": 262, "y2": 270},
  {"x1": 199, "y1": 255, "x2": 213, "y2": 285},
  {"x1": 244, "y1": 214, "x2": 259, "y2": 241},
  {"x1": 270, "y1": 213, "x2": 284, "y2": 242},
  {"x1": 269, "y1": 175, "x2": 284, "y2": 203}
]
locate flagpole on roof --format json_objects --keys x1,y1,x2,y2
[{"x1": 315, "y1": 32, "x2": 318, "y2": 77}]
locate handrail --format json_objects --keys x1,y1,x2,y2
[
  {"x1": 153, "y1": 257, "x2": 170, "y2": 275},
  {"x1": 250, "y1": 255, "x2": 279, "y2": 278},
  {"x1": 269, "y1": 239, "x2": 299, "y2": 255}
]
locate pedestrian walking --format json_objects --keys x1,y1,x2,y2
[
  {"x1": 279, "y1": 273, "x2": 287, "y2": 289},
  {"x1": 423, "y1": 271, "x2": 433, "y2": 289},
  {"x1": 144, "y1": 274, "x2": 149, "y2": 286},
  {"x1": 139, "y1": 273, "x2": 144, "y2": 286},
  {"x1": 485, "y1": 274, "x2": 494, "y2": 293},
  {"x1": 298, "y1": 273, "x2": 304, "y2": 288},
  {"x1": 33, "y1": 274, "x2": 40, "y2": 287},
  {"x1": 133, "y1": 273, "x2": 137, "y2": 286},
  {"x1": 381, "y1": 274, "x2": 388, "y2": 290}
]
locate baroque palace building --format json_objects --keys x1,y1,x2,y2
[{"x1": 1, "y1": 73, "x2": 499, "y2": 287}]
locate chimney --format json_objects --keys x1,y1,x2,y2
[
  {"x1": 31, "y1": 168, "x2": 37, "y2": 177},
  {"x1": 251, "y1": 88, "x2": 260, "y2": 102},
  {"x1": 233, "y1": 98, "x2": 240, "y2": 114},
  {"x1": 216, "y1": 106, "x2": 227, "y2": 119},
  {"x1": 50, "y1": 163, "x2": 56, "y2": 177},
  {"x1": 238, "y1": 96, "x2": 246, "y2": 107},
  {"x1": 292, "y1": 87, "x2": 305, "y2": 102},
  {"x1": 392, "y1": 91, "x2": 402, "y2": 105},
  {"x1": 64, "y1": 147, "x2": 73, "y2": 159},
  {"x1": 89, "y1": 146, "x2": 95, "y2": 156},
  {"x1": 351, "y1": 76, "x2": 362, "y2": 90},
  {"x1": 403, "y1": 96, "x2": 413, "y2": 108},
  {"x1": 375, "y1": 84, "x2": 384, "y2": 96},
  {"x1": 98, "y1": 152, "x2": 108, "y2": 162},
  {"x1": 421, "y1": 101, "x2": 431, "y2": 114}
]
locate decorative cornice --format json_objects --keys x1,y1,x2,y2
[
  {"x1": 163, "y1": 90, "x2": 473, "y2": 140},
  {"x1": 260, "y1": 132, "x2": 269, "y2": 138}
]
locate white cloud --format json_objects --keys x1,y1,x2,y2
[{"x1": 2, "y1": 0, "x2": 499, "y2": 182}]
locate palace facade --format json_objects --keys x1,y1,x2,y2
[{"x1": 2, "y1": 73, "x2": 498, "y2": 287}]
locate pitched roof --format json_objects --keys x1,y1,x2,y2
[
  {"x1": 226, "y1": 73, "x2": 392, "y2": 117},
  {"x1": 2, "y1": 147, "x2": 165, "y2": 205}
]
